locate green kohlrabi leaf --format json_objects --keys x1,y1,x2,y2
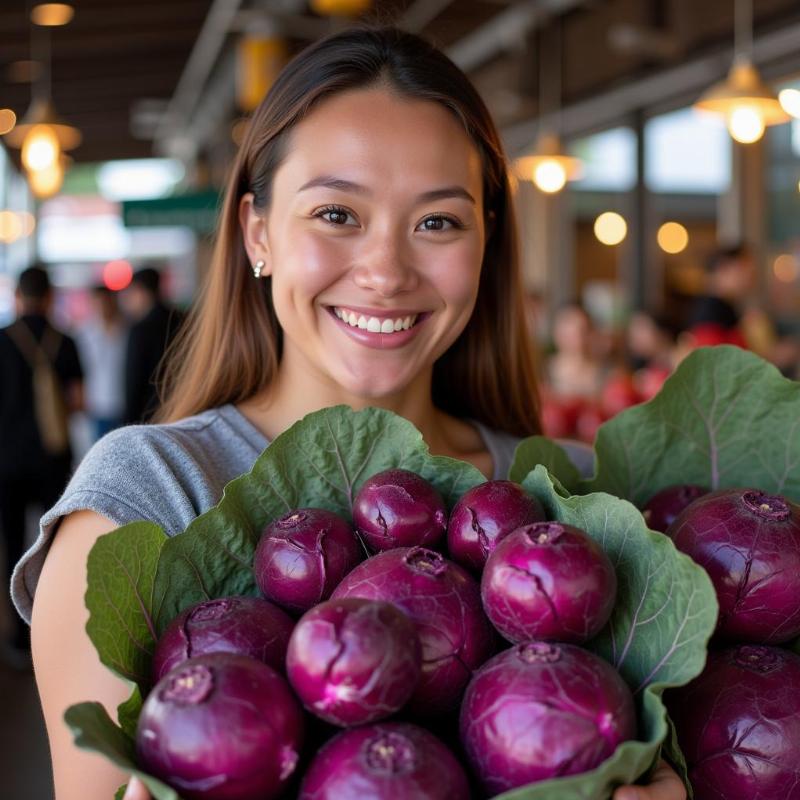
[
  {"x1": 510, "y1": 435, "x2": 582, "y2": 492},
  {"x1": 65, "y1": 703, "x2": 178, "y2": 800},
  {"x1": 492, "y1": 466, "x2": 717, "y2": 800},
  {"x1": 117, "y1": 684, "x2": 143, "y2": 740},
  {"x1": 514, "y1": 347, "x2": 800, "y2": 507},
  {"x1": 85, "y1": 522, "x2": 166, "y2": 686}
]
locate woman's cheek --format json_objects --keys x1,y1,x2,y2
[{"x1": 284, "y1": 232, "x2": 352, "y2": 296}]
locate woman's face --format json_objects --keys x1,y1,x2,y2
[{"x1": 240, "y1": 87, "x2": 488, "y2": 401}]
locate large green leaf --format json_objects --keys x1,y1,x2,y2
[
  {"x1": 85, "y1": 522, "x2": 166, "y2": 686},
  {"x1": 517, "y1": 347, "x2": 800, "y2": 506},
  {"x1": 491, "y1": 466, "x2": 717, "y2": 800}
]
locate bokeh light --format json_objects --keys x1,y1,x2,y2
[
  {"x1": 103, "y1": 259, "x2": 133, "y2": 291},
  {"x1": 0, "y1": 211, "x2": 24, "y2": 244},
  {"x1": 0, "y1": 109, "x2": 16, "y2": 135},
  {"x1": 657, "y1": 222, "x2": 689, "y2": 254},
  {"x1": 773, "y1": 254, "x2": 799, "y2": 283},
  {"x1": 778, "y1": 88, "x2": 800, "y2": 119},
  {"x1": 594, "y1": 212, "x2": 627, "y2": 246}
]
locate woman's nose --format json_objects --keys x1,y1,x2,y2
[{"x1": 351, "y1": 231, "x2": 418, "y2": 297}]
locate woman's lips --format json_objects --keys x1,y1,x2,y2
[{"x1": 326, "y1": 306, "x2": 431, "y2": 350}]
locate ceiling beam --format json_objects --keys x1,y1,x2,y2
[
  {"x1": 446, "y1": 0, "x2": 588, "y2": 72},
  {"x1": 503, "y1": 15, "x2": 800, "y2": 153}
]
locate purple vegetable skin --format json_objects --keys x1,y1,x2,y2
[
  {"x1": 332, "y1": 546, "x2": 494, "y2": 715},
  {"x1": 353, "y1": 468, "x2": 447, "y2": 552},
  {"x1": 481, "y1": 521, "x2": 617, "y2": 644},
  {"x1": 286, "y1": 597, "x2": 421, "y2": 726},
  {"x1": 642, "y1": 484, "x2": 708, "y2": 532},
  {"x1": 669, "y1": 645, "x2": 800, "y2": 800},
  {"x1": 667, "y1": 488, "x2": 800, "y2": 643},
  {"x1": 299, "y1": 722, "x2": 470, "y2": 800},
  {"x1": 254, "y1": 508, "x2": 361, "y2": 614},
  {"x1": 136, "y1": 653, "x2": 304, "y2": 800},
  {"x1": 151, "y1": 596, "x2": 294, "y2": 683},
  {"x1": 460, "y1": 642, "x2": 636, "y2": 794},
  {"x1": 447, "y1": 479, "x2": 546, "y2": 571}
]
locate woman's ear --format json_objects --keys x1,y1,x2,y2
[{"x1": 239, "y1": 192, "x2": 271, "y2": 277}]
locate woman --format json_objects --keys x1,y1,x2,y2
[{"x1": 13, "y1": 26, "x2": 684, "y2": 800}]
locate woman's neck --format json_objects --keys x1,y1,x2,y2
[
  {"x1": 238, "y1": 357, "x2": 440, "y2": 447},
  {"x1": 235, "y1": 354, "x2": 491, "y2": 475}
]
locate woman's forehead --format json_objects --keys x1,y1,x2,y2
[{"x1": 276, "y1": 87, "x2": 484, "y2": 198}]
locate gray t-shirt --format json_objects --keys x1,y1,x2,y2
[{"x1": 10, "y1": 404, "x2": 524, "y2": 624}]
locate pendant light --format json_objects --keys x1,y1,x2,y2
[
  {"x1": 693, "y1": 0, "x2": 789, "y2": 143},
  {"x1": 515, "y1": 19, "x2": 582, "y2": 194},
  {"x1": 5, "y1": 3, "x2": 80, "y2": 198}
]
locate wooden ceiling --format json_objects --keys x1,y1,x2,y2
[{"x1": 2, "y1": 0, "x2": 800, "y2": 167}]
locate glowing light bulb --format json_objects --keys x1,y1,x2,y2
[
  {"x1": 28, "y1": 159, "x2": 64, "y2": 198},
  {"x1": 727, "y1": 106, "x2": 765, "y2": 143},
  {"x1": 22, "y1": 124, "x2": 61, "y2": 171},
  {"x1": 533, "y1": 159, "x2": 567, "y2": 193},
  {"x1": 594, "y1": 212, "x2": 627, "y2": 246}
]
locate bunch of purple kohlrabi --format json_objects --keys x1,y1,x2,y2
[{"x1": 133, "y1": 470, "x2": 633, "y2": 800}]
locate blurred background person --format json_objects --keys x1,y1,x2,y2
[
  {"x1": 685, "y1": 243, "x2": 754, "y2": 349},
  {"x1": 0, "y1": 266, "x2": 83, "y2": 666},
  {"x1": 76, "y1": 286, "x2": 128, "y2": 444},
  {"x1": 542, "y1": 303, "x2": 608, "y2": 442},
  {"x1": 547, "y1": 303, "x2": 606, "y2": 400},
  {"x1": 627, "y1": 311, "x2": 678, "y2": 401},
  {"x1": 121, "y1": 266, "x2": 185, "y2": 424}
]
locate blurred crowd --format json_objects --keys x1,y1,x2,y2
[
  {"x1": 539, "y1": 244, "x2": 800, "y2": 443},
  {"x1": 0, "y1": 264, "x2": 183, "y2": 665}
]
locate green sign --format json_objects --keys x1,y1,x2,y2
[{"x1": 122, "y1": 190, "x2": 221, "y2": 232}]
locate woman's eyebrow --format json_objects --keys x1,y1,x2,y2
[{"x1": 297, "y1": 175, "x2": 475, "y2": 205}]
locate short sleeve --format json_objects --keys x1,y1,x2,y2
[{"x1": 10, "y1": 423, "x2": 213, "y2": 625}]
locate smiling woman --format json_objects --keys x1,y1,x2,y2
[{"x1": 18, "y1": 24, "x2": 684, "y2": 800}]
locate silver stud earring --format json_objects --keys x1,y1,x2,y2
[{"x1": 253, "y1": 259, "x2": 265, "y2": 279}]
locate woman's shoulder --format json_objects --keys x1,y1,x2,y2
[
  {"x1": 10, "y1": 405, "x2": 269, "y2": 625},
  {"x1": 69, "y1": 405, "x2": 267, "y2": 524}
]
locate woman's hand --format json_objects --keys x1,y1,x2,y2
[
  {"x1": 122, "y1": 777, "x2": 150, "y2": 800},
  {"x1": 613, "y1": 760, "x2": 687, "y2": 800}
]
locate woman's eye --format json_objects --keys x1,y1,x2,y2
[
  {"x1": 419, "y1": 215, "x2": 461, "y2": 232},
  {"x1": 315, "y1": 206, "x2": 353, "y2": 226}
]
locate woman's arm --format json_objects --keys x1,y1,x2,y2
[{"x1": 31, "y1": 509, "x2": 136, "y2": 800}]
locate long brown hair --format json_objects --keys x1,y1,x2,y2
[{"x1": 156, "y1": 25, "x2": 540, "y2": 436}]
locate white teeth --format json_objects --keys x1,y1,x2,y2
[{"x1": 333, "y1": 307, "x2": 421, "y2": 334}]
